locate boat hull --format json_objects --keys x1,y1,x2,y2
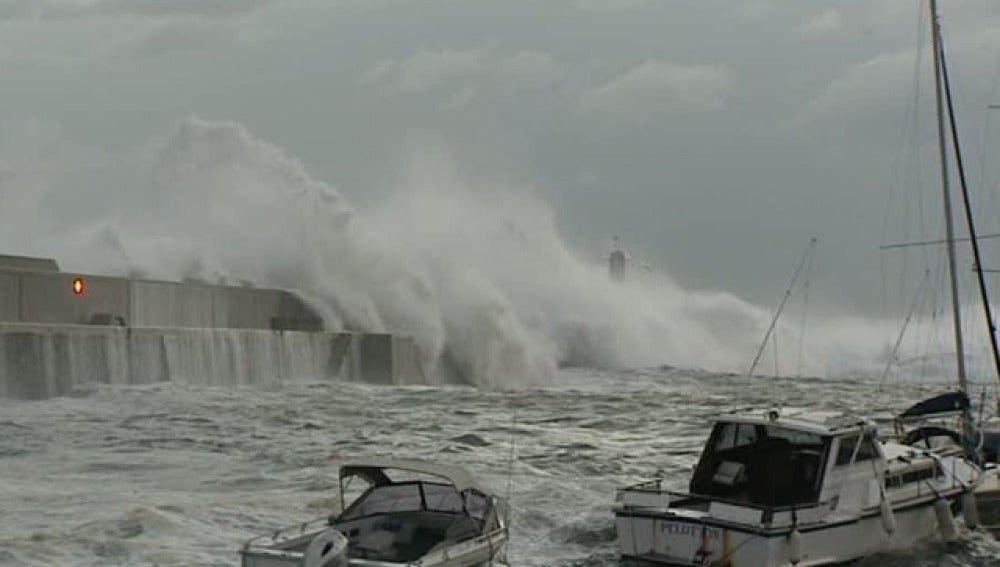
[
  {"x1": 975, "y1": 469, "x2": 1000, "y2": 538},
  {"x1": 241, "y1": 527, "x2": 507, "y2": 567},
  {"x1": 616, "y1": 497, "x2": 956, "y2": 566}
]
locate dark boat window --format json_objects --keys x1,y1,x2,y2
[
  {"x1": 465, "y1": 492, "x2": 489, "y2": 521},
  {"x1": 835, "y1": 433, "x2": 879, "y2": 466},
  {"x1": 856, "y1": 434, "x2": 880, "y2": 461},
  {"x1": 714, "y1": 422, "x2": 757, "y2": 451},
  {"x1": 341, "y1": 483, "x2": 423, "y2": 519},
  {"x1": 422, "y1": 483, "x2": 464, "y2": 513},
  {"x1": 835, "y1": 436, "x2": 858, "y2": 466},
  {"x1": 885, "y1": 463, "x2": 940, "y2": 489},
  {"x1": 691, "y1": 422, "x2": 830, "y2": 507}
]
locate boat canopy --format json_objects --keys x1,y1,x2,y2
[
  {"x1": 339, "y1": 459, "x2": 484, "y2": 493},
  {"x1": 690, "y1": 419, "x2": 832, "y2": 507},
  {"x1": 897, "y1": 391, "x2": 969, "y2": 420},
  {"x1": 719, "y1": 409, "x2": 870, "y2": 436}
]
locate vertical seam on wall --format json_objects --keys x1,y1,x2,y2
[
  {"x1": 17, "y1": 274, "x2": 23, "y2": 322},
  {"x1": 126, "y1": 279, "x2": 132, "y2": 327}
]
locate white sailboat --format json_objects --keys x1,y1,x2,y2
[
  {"x1": 883, "y1": 0, "x2": 1000, "y2": 537},
  {"x1": 613, "y1": 1, "x2": 991, "y2": 564}
]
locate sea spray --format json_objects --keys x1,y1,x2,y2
[{"x1": 0, "y1": 116, "x2": 983, "y2": 385}]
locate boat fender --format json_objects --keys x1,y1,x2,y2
[
  {"x1": 303, "y1": 529, "x2": 350, "y2": 567},
  {"x1": 962, "y1": 491, "x2": 980, "y2": 529},
  {"x1": 879, "y1": 497, "x2": 897, "y2": 535},
  {"x1": 933, "y1": 498, "x2": 958, "y2": 542},
  {"x1": 786, "y1": 528, "x2": 802, "y2": 565}
]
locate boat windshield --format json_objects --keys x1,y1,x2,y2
[
  {"x1": 689, "y1": 421, "x2": 830, "y2": 508},
  {"x1": 339, "y1": 481, "x2": 489, "y2": 521}
]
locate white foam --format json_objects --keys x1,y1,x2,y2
[{"x1": 0, "y1": 117, "x2": 987, "y2": 385}]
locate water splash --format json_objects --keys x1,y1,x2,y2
[{"x1": 0, "y1": 117, "x2": 975, "y2": 386}]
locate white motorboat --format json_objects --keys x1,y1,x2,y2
[
  {"x1": 241, "y1": 459, "x2": 509, "y2": 567},
  {"x1": 614, "y1": 409, "x2": 981, "y2": 566}
]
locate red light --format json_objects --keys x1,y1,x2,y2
[{"x1": 72, "y1": 277, "x2": 85, "y2": 295}]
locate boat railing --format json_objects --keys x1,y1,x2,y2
[
  {"x1": 619, "y1": 478, "x2": 663, "y2": 492},
  {"x1": 673, "y1": 491, "x2": 831, "y2": 514},
  {"x1": 617, "y1": 481, "x2": 829, "y2": 514},
  {"x1": 241, "y1": 516, "x2": 509, "y2": 561},
  {"x1": 414, "y1": 525, "x2": 508, "y2": 566},
  {"x1": 241, "y1": 516, "x2": 329, "y2": 551}
]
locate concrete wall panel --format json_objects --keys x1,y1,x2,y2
[
  {"x1": 0, "y1": 324, "x2": 129, "y2": 398},
  {"x1": 211, "y1": 288, "x2": 229, "y2": 328},
  {"x1": 131, "y1": 281, "x2": 214, "y2": 327},
  {"x1": 392, "y1": 336, "x2": 424, "y2": 384},
  {"x1": 0, "y1": 273, "x2": 20, "y2": 321},
  {"x1": 280, "y1": 293, "x2": 319, "y2": 320},
  {"x1": 224, "y1": 287, "x2": 283, "y2": 329},
  {"x1": 0, "y1": 323, "x2": 358, "y2": 399},
  {"x1": 0, "y1": 255, "x2": 58, "y2": 272},
  {"x1": 0, "y1": 269, "x2": 325, "y2": 332},
  {"x1": 357, "y1": 333, "x2": 394, "y2": 384},
  {"x1": 20, "y1": 273, "x2": 129, "y2": 325}
]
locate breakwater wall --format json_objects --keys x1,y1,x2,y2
[
  {"x1": 0, "y1": 324, "x2": 424, "y2": 399},
  {"x1": 0, "y1": 255, "x2": 425, "y2": 399},
  {"x1": 0, "y1": 267, "x2": 318, "y2": 330}
]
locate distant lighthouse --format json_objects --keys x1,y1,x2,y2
[{"x1": 609, "y1": 236, "x2": 628, "y2": 282}]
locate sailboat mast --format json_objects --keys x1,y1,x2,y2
[
  {"x1": 936, "y1": 7, "x2": 1000, "y2": 414},
  {"x1": 929, "y1": 0, "x2": 970, "y2": 401}
]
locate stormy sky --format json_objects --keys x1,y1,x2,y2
[{"x1": 1, "y1": 0, "x2": 999, "y2": 318}]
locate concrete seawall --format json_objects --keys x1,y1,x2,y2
[
  {"x1": 0, "y1": 324, "x2": 425, "y2": 399},
  {"x1": 0, "y1": 257, "x2": 429, "y2": 399},
  {"x1": 0, "y1": 269, "x2": 319, "y2": 330}
]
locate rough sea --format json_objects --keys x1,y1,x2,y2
[{"x1": 2, "y1": 367, "x2": 999, "y2": 566}]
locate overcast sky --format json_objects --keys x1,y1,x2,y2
[{"x1": 2, "y1": 0, "x2": 1000, "y2": 317}]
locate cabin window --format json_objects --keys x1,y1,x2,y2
[
  {"x1": 885, "y1": 463, "x2": 941, "y2": 489},
  {"x1": 856, "y1": 434, "x2": 880, "y2": 461},
  {"x1": 835, "y1": 436, "x2": 857, "y2": 465},
  {"x1": 342, "y1": 483, "x2": 424, "y2": 519},
  {"x1": 421, "y1": 483, "x2": 464, "y2": 513},
  {"x1": 713, "y1": 423, "x2": 757, "y2": 451},
  {"x1": 340, "y1": 481, "x2": 472, "y2": 521},
  {"x1": 766, "y1": 427, "x2": 823, "y2": 446},
  {"x1": 465, "y1": 492, "x2": 490, "y2": 521},
  {"x1": 835, "y1": 433, "x2": 879, "y2": 466},
  {"x1": 690, "y1": 422, "x2": 830, "y2": 507}
]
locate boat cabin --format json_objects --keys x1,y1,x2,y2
[{"x1": 688, "y1": 411, "x2": 884, "y2": 509}]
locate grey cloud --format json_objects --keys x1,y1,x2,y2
[
  {"x1": 732, "y1": 2, "x2": 778, "y2": 23},
  {"x1": 127, "y1": 20, "x2": 240, "y2": 57},
  {"x1": 574, "y1": 0, "x2": 647, "y2": 12},
  {"x1": 0, "y1": 0, "x2": 273, "y2": 21},
  {"x1": 96, "y1": 0, "x2": 272, "y2": 19},
  {"x1": 361, "y1": 47, "x2": 485, "y2": 94},
  {"x1": 795, "y1": 9, "x2": 844, "y2": 40},
  {"x1": 577, "y1": 59, "x2": 734, "y2": 123},
  {"x1": 795, "y1": 25, "x2": 1000, "y2": 134},
  {"x1": 793, "y1": 48, "x2": 915, "y2": 131},
  {"x1": 361, "y1": 46, "x2": 565, "y2": 98},
  {"x1": 0, "y1": 0, "x2": 31, "y2": 20},
  {"x1": 498, "y1": 51, "x2": 563, "y2": 88},
  {"x1": 443, "y1": 86, "x2": 479, "y2": 110},
  {"x1": 2, "y1": 0, "x2": 1000, "y2": 323}
]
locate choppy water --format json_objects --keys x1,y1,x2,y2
[{"x1": 2, "y1": 368, "x2": 1000, "y2": 566}]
